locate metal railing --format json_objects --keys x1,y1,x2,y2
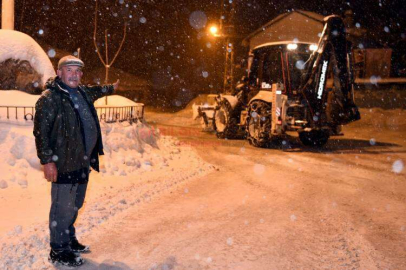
[
  {"x1": 96, "y1": 105, "x2": 144, "y2": 123},
  {"x1": 0, "y1": 105, "x2": 144, "y2": 123}
]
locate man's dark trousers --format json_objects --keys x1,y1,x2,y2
[{"x1": 49, "y1": 182, "x2": 88, "y2": 251}]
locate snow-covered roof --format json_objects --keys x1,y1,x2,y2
[
  {"x1": 0, "y1": 30, "x2": 56, "y2": 86},
  {"x1": 242, "y1": 10, "x2": 325, "y2": 51}
]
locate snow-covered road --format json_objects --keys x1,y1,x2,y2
[
  {"x1": 71, "y1": 108, "x2": 406, "y2": 269},
  {"x1": 1, "y1": 106, "x2": 405, "y2": 269}
]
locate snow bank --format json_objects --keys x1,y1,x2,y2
[
  {"x1": 94, "y1": 94, "x2": 142, "y2": 107},
  {"x1": 0, "y1": 30, "x2": 56, "y2": 85},
  {"x1": 0, "y1": 90, "x2": 40, "y2": 107},
  {"x1": 0, "y1": 120, "x2": 214, "y2": 269}
]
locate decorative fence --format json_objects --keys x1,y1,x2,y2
[
  {"x1": 96, "y1": 105, "x2": 144, "y2": 123},
  {"x1": 0, "y1": 105, "x2": 144, "y2": 123}
]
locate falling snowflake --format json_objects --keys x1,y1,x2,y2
[
  {"x1": 48, "y1": 49, "x2": 56, "y2": 58},
  {"x1": 290, "y1": 214, "x2": 297, "y2": 221},
  {"x1": 392, "y1": 159, "x2": 404, "y2": 174},
  {"x1": 253, "y1": 164, "x2": 265, "y2": 175},
  {"x1": 295, "y1": 60, "x2": 305, "y2": 70},
  {"x1": 226, "y1": 237, "x2": 233, "y2": 245},
  {"x1": 189, "y1": 11, "x2": 207, "y2": 30}
]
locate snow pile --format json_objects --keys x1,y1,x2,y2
[
  {"x1": 0, "y1": 30, "x2": 56, "y2": 85},
  {"x1": 0, "y1": 121, "x2": 182, "y2": 192},
  {"x1": 100, "y1": 121, "x2": 186, "y2": 176},
  {"x1": 0, "y1": 120, "x2": 214, "y2": 269},
  {"x1": 0, "y1": 90, "x2": 40, "y2": 107},
  {"x1": 94, "y1": 94, "x2": 142, "y2": 107},
  {"x1": 0, "y1": 125, "x2": 42, "y2": 190},
  {"x1": 357, "y1": 108, "x2": 406, "y2": 131}
]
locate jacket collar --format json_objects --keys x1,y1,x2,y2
[{"x1": 46, "y1": 76, "x2": 84, "y2": 96}]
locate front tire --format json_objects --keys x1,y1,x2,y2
[
  {"x1": 299, "y1": 130, "x2": 330, "y2": 147},
  {"x1": 247, "y1": 101, "x2": 272, "y2": 148},
  {"x1": 213, "y1": 100, "x2": 238, "y2": 139}
]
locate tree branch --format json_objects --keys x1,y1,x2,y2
[
  {"x1": 109, "y1": 22, "x2": 127, "y2": 67},
  {"x1": 93, "y1": 0, "x2": 106, "y2": 66}
]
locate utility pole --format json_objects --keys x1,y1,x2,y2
[
  {"x1": 220, "y1": 0, "x2": 236, "y2": 94},
  {"x1": 2, "y1": 0, "x2": 15, "y2": 30}
]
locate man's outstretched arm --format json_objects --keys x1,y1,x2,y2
[{"x1": 85, "y1": 79, "x2": 120, "y2": 102}]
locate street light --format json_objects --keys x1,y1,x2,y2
[
  {"x1": 206, "y1": 23, "x2": 236, "y2": 93},
  {"x1": 209, "y1": 25, "x2": 220, "y2": 37}
]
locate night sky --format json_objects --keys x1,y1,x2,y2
[{"x1": 2, "y1": 0, "x2": 406, "y2": 106}]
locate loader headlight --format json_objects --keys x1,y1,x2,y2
[
  {"x1": 309, "y1": 44, "x2": 318, "y2": 51},
  {"x1": 287, "y1": 43, "x2": 298, "y2": 50}
]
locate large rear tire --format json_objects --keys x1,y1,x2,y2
[
  {"x1": 299, "y1": 130, "x2": 330, "y2": 147},
  {"x1": 247, "y1": 101, "x2": 271, "y2": 148},
  {"x1": 213, "y1": 100, "x2": 238, "y2": 139}
]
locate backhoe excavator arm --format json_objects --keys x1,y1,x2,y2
[{"x1": 300, "y1": 15, "x2": 360, "y2": 127}]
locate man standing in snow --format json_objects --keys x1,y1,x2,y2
[{"x1": 33, "y1": 55, "x2": 119, "y2": 267}]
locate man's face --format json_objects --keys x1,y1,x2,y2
[{"x1": 57, "y1": 65, "x2": 83, "y2": 88}]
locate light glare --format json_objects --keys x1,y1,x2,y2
[
  {"x1": 287, "y1": 43, "x2": 298, "y2": 50},
  {"x1": 309, "y1": 44, "x2": 318, "y2": 51},
  {"x1": 209, "y1": 26, "x2": 218, "y2": 36}
]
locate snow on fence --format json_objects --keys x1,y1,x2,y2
[{"x1": 0, "y1": 104, "x2": 144, "y2": 123}]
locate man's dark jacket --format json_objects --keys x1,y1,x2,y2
[{"x1": 33, "y1": 76, "x2": 114, "y2": 184}]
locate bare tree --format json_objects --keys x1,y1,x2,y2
[{"x1": 93, "y1": 0, "x2": 127, "y2": 104}]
